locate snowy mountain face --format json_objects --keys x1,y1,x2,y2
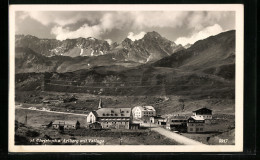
[
  {"x1": 184, "y1": 43, "x2": 192, "y2": 49},
  {"x1": 15, "y1": 35, "x2": 110, "y2": 57},
  {"x1": 111, "y1": 31, "x2": 184, "y2": 63},
  {"x1": 15, "y1": 32, "x2": 184, "y2": 63}
]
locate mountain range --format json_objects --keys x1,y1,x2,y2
[
  {"x1": 15, "y1": 31, "x2": 184, "y2": 70},
  {"x1": 15, "y1": 30, "x2": 235, "y2": 99}
]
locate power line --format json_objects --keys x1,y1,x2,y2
[{"x1": 45, "y1": 82, "x2": 232, "y2": 89}]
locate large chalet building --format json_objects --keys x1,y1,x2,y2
[
  {"x1": 165, "y1": 107, "x2": 213, "y2": 133},
  {"x1": 187, "y1": 116, "x2": 205, "y2": 133},
  {"x1": 132, "y1": 106, "x2": 156, "y2": 119},
  {"x1": 86, "y1": 108, "x2": 132, "y2": 129},
  {"x1": 86, "y1": 99, "x2": 132, "y2": 129},
  {"x1": 192, "y1": 107, "x2": 213, "y2": 120}
]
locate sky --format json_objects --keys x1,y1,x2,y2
[{"x1": 15, "y1": 11, "x2": 235, "y2": 46}]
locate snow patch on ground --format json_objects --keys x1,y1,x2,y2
[
  {"x1": 80, "y1": 48, "x2": 83, "y2": 55},
  {"x1": 146, "y1": 54, "x2": 152, "y2": 63}
]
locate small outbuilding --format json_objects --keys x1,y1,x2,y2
[
  {"x1": 88, "y1": 122, "x2": 102, "y2": 130},
  {"x1": 52, "y1": 120, "x2": 80, "y2": 130},
  {"x1": 150, "y1": 116, "x2": 167, "y2": 125},
  {"x1": 166, "y1": 115, "x2": 188, "y2": 132}
]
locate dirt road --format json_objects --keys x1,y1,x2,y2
[
  {"x1": 16, "y1": 105, "x2": 88, "y2": 117},
  {"x1": 151, "y1": 127, "x2": 206, "y2": 145}
]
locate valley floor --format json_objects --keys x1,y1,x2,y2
[{"x1": 14, "y1": 91, "x2": 235, "y2": 145}]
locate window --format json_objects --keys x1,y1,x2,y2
[
  {"x1": 200, "y1": 128, "x2": 203, "y2": 131},
  {"x1": 190, "y1": 128, "x2": 193, "y2": 131}
]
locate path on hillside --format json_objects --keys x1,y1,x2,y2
[
  {"x1": 151, "y1": 127, "x2": 206, "y2": 145},
  {"x1": 15, "y1": 105, "x2": 88, "y2": 117}
]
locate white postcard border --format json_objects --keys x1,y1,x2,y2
[{"x1": 8, "y1": 4, "x2": 244, "y2": 152}]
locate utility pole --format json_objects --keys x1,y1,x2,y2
[
  {"x1": 41, "y1": 74, "x2": 45, "y2": 92},
  {"x1": 161, "y1": 78, "x2": 169, "y2": 101},
  {"x1": 150, "y1": 118, "x2": 151, "y2": 132},
  {"x1": 25, "y1": 114, "x2": 27, "y2": 125}
]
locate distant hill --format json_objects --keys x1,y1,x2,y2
[{"x1": 153, "y1": 30, "x2": 235, "y2": 80}]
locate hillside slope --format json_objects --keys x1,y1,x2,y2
[{"x1": 15, "y1": 30, "x2": 235, "y2": 100}]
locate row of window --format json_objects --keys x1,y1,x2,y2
[
  {"x1": 189, "y1": 123, "x2": 204, "y2": 126},
  {"x1": 53, "y1": 125, "x2": 75, "y2": 128},
  {"x1": 189, "y1": 128, "x2": 203, "y2": 131},
  {"x1": 104, "y1": 121, "x2": 127, "y2": 124},
  {"x1": 171, "y1": 120, "x2": 187, "y2": 122},
  {"x1": 196, "y1": 115, "x2": 212, "y2": 117},
  {"x1": 143, "y1": 112, "x2": 155, "y2": 115}
]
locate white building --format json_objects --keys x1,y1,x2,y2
[
  {"x1": 192, "y1": 107, "x2": 213, "y2": 120},
  {"x1": 132, "y1": 106, "x2": 156, "y2": 119},
  {"x1": 86, "y1": 111, "x2": 97, "y2": 123}
]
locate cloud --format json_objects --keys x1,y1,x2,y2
[
  {"x1": 51, "y1": 24, "x2": 103, "y2": 40},
  {"x1": 186, "y1": 12, "x2": 232, "y2": 31},
  {"x1": 17, "y1": 11, "x2": 234, "y2": 41},
  {"x1": 127, "y1": 32, "x2": 146, "y2": 41},
  {"x1": 175, "y1": 24, "x2": 224, "y2": 46},
  {"x1": 105, "y1": 39, "x2": 113, "y2": 45},
  {"x1": 131, "y1": 12, "x2": 188, "y2": 29},
  {"x1": 50, "y1": 12, "x2": 132, "y2": 40},
  {"x1": 19, "y1": 11, "x2": 102, "y2": 26}
]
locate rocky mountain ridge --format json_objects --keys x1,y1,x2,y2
[{"x1": 15, "y1": 31, "x2": 184, "y2": 63}]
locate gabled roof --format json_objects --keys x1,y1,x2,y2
[
  {"x1": 94, "y1": 108, "x2": 131, "y2": 118},
  {"x1": 134, "y1": 106, "x2": 156, "y2": 112},
  {"x1": 193, "y1": 107, "x2": 212, "y2": 114},
  {"x1": 90, "y1": 110, "x2": 99, "y2": 117},
  {"x1": 52, "y1": 120, "x2": 79, "y2": 125}
]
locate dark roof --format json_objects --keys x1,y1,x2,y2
[
  {"x1": 94, "y1": 108, "x2": 131, "y2": 118},
  {"x1": 193, "y1": 107, "x2": 212, "y2": 114},
  {"x1": 169, "y1": 115, "x2": 188, "y2": 120},
  {"x1": 91, "y1": 110, "x2": 99, "y2": 117},
  {"x1": 151, "y1": 116, "x2": 164, "y2": 119}
]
